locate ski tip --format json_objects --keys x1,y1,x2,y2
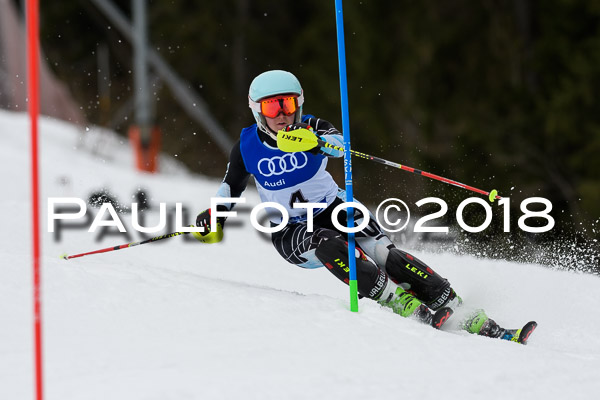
[
  {"x1": 517, "y1": 321, "x2": 537, "y2": 345},
  {"x1": 432, "y1": 307, "x2": 453, "y2": 330}
]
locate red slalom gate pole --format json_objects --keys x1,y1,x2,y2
[{"x1": 26, "y1": 0, "x2": 43, "y2": 399}]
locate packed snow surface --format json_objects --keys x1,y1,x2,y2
[{"x1": 1, "y1": 109, "x2": 599, "y2": 399}]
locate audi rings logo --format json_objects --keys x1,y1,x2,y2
[{"x1": 258, "y1": 153, "x2": 308, "y2": 177}]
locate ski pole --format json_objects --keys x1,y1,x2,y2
[
  {"x1": 340, "y1": 145, "x2": 500, "y2": 202},
  {"x1": 277, "y1": 129, "x2": 501, "y2": 202},
  {"x1": 61, "y1": 230, "x2": 190, "y2": 260}
]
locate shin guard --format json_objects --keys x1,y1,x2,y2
[
  {"x1": 384, "y1": 249, "x2": 457, "y2": 311},
  {"x1": 315, "y1": 234, "x2": 387, "y2": 300}
]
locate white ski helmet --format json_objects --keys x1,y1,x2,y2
[{"x1": 248, "y1": 70, "x2": 304, "y2": 139}]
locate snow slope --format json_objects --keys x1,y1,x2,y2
[{"x1": 1, "y1": 109, "x2": 599, "y2": 400}]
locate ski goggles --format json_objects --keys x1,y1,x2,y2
[{"x1": 249, "y1": 92, "x2": 304, "y2": 118}]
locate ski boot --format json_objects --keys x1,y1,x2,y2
[
  {"x1": 462, "y1": 310, "x2": 537, "y2": 345},
  {"x1": 378, "y1": 284, "x2": 453, "y2": 329}
]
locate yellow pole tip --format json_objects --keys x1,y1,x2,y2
[{"x1": 489, "y1": 189, "x2": 498, "y2": 203}]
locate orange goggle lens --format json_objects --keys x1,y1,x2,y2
[{"x1": 260, "y1": 96, "x2": 298, "y2": 118}]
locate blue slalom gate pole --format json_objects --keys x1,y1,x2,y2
[{"x1": 334, "y1": 0, "x2": 358, "y2": 312}]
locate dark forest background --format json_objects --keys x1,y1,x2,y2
[{"x1": 25, "y1": 0, "x2": 600, "y2": 265}]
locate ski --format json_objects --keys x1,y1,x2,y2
[
  {"x1": 500, "y1": 321, "x2": 538, "y2": 345},
  {"x1": 462, "y1": 310, "x2": 538, "y2": 344},
  {"x1": 431, "y1": 307, "x2": 453, "y2": 330}
]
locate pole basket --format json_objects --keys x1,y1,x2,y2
[{"x1": 128, "y1": 125, "x2": 161, "y2": 172}]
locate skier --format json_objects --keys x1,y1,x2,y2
[{"x1": 193, "y1": 70, "x2": 533, "y2": 341}]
